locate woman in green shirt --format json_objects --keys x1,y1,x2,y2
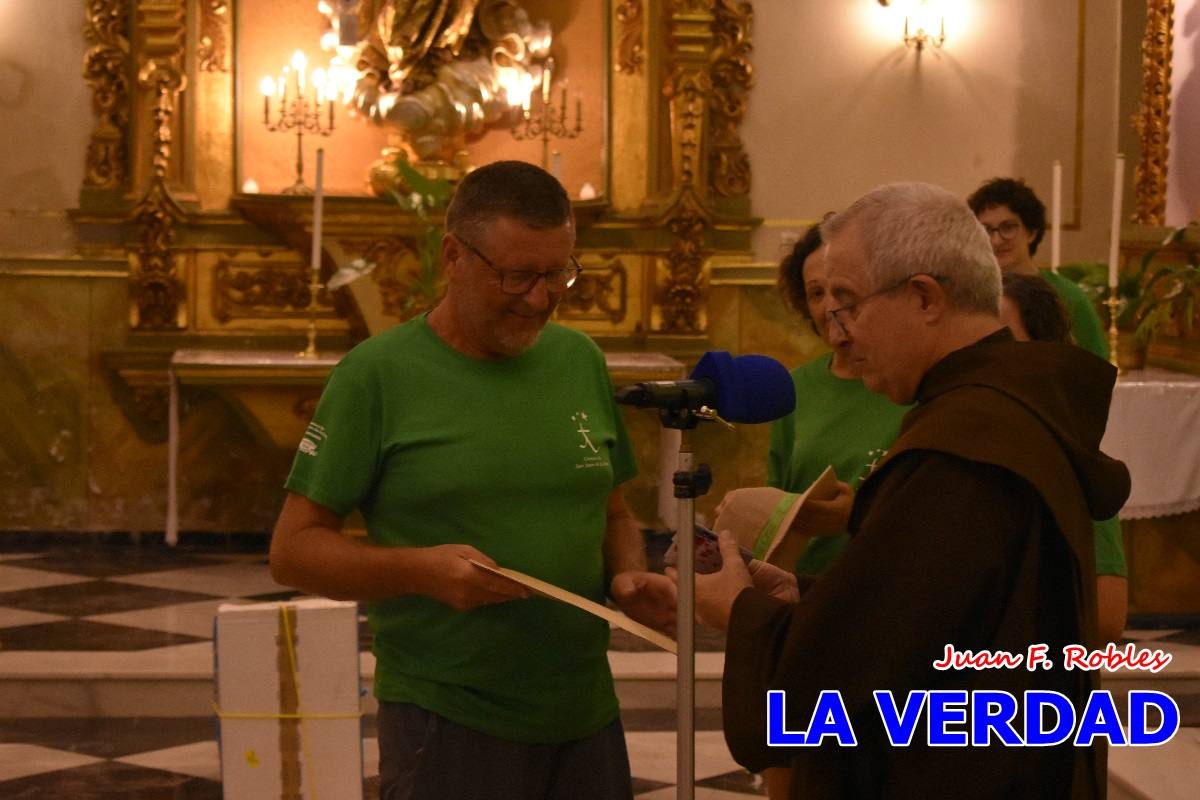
[{"x1": 766, "y1": 223, "x2": 911, "y2": 574}]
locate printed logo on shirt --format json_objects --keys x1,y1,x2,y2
[
  {"x1": 570, "y1": 410, "x2": 608, "y2": 469},
  {"x1": 298, "y1": 422, "x2": 326, "y2": 457},
  {"x1": 854, "y1": 447, "x2": 889, "y2": 486}
]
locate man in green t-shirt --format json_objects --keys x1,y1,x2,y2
[{"x1": 269, "y1": 161, "x2": 674, "y2": 800}]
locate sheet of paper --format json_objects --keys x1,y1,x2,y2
[
  {"x1": 762, "y1": 464, "x2": 841, "y2": 569},
  {"x1": 467, "y1": 559, "x2": 677, "y2": 654}
]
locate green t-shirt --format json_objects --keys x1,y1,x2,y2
[
  {"x1": 1040, "y1": 268, "x2": 1110, "y2": 359},
  {"x1": 768, "y1": 353, "x2": 910, "y2": 575},
  {"x1": 285, "y1": 316, "x2": 637, "y2": 743}
]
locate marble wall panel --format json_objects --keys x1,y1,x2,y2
[
  {"x1": 0, "y1": 276, "x2": 90, "y2": 528},
  {"x1": 83, "y1": 278, "x2": 289, "y2": 533}
]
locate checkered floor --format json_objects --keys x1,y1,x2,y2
[
  {"x1": 2, "y1": 534, "x2": 1199, "y2": 799},
  {"x1": 0, "y1": 534, "x2": 757, "y2": 798}
]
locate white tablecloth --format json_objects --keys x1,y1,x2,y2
[{"x1": 1100, "y1": 368, "x2": 1200, "y2": 520}]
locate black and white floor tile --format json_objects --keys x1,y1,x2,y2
[
  {"x1": 0, "y1": 534, "x2": 757, "y2": 798},
  {"x1": 1, "y1": 534, "x2": 1197, "y2": 799}
]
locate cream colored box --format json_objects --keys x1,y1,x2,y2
[{"x1": 215, "y1": 598, "x2": 363, "y2": 799}]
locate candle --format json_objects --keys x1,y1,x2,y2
[
  {"x1": 552, "y1": 150, "x2": 562, "y2": 180},
  {"x1": 259, "y1": 76, "x2": 274, "y2": 125},
  {"x1": 311, "y1": 148, "x2": 325, "y2": 280},
  {"x1": 1050, "y1": 159, "x2": 1062, "y2": 270},
  {"x1": 1107, "y1": 153, "x2": 1124, "y2": 288},
  {"x1": 291, "y1": 50, "x2": 307, "y2": 96}
]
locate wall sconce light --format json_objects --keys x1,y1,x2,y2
[{"x1": 878, "y1": 0, "x2": 946, "y2": 52}]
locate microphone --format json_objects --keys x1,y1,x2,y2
[{"x1": 615, "y1": 351, "x2": 795, "y2": 424}]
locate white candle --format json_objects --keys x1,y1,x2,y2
[
  {"x1": 311, "y1": 149, "x2": 325, "y2": 277},
  {"x1": 552, "y1": 150, "x2": 562, "y2": 180},
  {"x1": 1107, "y1": 153, "x2": 1124, "y2": 288},
  {"x1": 1050, "y1": 159, "x2": 1062, "y2": 270}
]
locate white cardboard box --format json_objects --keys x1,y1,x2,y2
[{"x1": 215, "y1": 598, "x2": 363, "y2": 799}]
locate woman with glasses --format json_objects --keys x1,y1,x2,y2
[
  {"x1": 762, "y1": 223, "x2": 911, "y2": 580},
  {"x1": 968, "y1": 177, "x2": 1109, "y2": 358}
]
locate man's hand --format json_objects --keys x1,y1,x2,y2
[
  {"x1": 414, "y1": 545, "x2": 530, "y2": 611},
  {"x1": 610, "y1": 571, "x2": 678, "y2": 637},
  {"x1": 790, "y1": 480, "x2": 853, "y2": 536},
  {"x1": 672, "y1": 530, "x2": 754, "y2": 632}
]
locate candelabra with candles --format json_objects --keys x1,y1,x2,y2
[
  {"x1": 260, "y1": 50, "x2": 335, "y2": 195},
  {"x1": 509, "y1": 56, "x2": 582, "y2": 171}
]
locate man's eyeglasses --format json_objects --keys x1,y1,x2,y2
[
  {"x1": 826, "y1": 273, "x2": 943, "y2": 336},
  {"x1": 981, "y1": 220, "x2": 1023, "y2": 241},
  {"x1": 457, "y1": 236, "x2": 582, "y2": 295}
]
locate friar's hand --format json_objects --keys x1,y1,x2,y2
[
  {"x1": 669, "y1": 529, "x2": 754, "y2": 632},
  {"x1": 790, "y1": 480, "x2": 853, "y2": 536},
  {"x1": 610, "y1": 571, "x2": 678, "y2": 637}
]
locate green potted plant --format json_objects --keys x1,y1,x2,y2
[
  {"x1": 1058, "y1": 220, "x2": 1200, "y2": 367},
  {"x1": 328, "y1": 155, "x2": 455, "y2": 319}
]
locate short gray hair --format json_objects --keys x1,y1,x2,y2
[
  {"x1": 821, "y1": 182, "x2": 1000, "y2": 314},
  {"x1": 445, "y1": 160, "x2": 572, "y2": 242}
]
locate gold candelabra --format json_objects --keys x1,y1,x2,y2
[
  {"x1": 510, "y1": 57, "x2": 582, "y2": 171},
  {"x1": 261, "y1": 51, "x2": 334, "y2": 195},
  {"x1": 1105, "y1": 290, "x2": 1122, "y2": 374}
]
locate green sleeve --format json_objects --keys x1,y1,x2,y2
[
  {"x1": 1042, "y1": 269, "x2": 1110, "y2": 358},
  {"x1": 284, "y1": 357, "x2": 382, "y2": 516},
  {"x1": 1066, "y1": 293, "x2": 1110, "y2": 359},
  {"x1": 1093, "y1": 516, "x2": 1127, "y2": 577}
]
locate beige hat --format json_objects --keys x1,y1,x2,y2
[{"x1": 714, "y1": 487, "x2": 805, "y2": 563}]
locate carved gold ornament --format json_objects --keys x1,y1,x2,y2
[
  {"x1": 1133, "y1": 0, "x2": 1173, "y2": 225},
  {"x1": 213, "y1": 257, "x2": 336, "y2": 323},
  {"x1": 129, "y1": 61, "x2": 187, "y2": 331},
  {"x1": 615, "y1": 1, "x2": 644, "y2": 75},
  {"x1": 709, "y1": 0, "x2": 752, "y2": 198},
  {"x1": 198, "y1": 0, "x2": 229, "y2": 73},
  {"x1": 558, "y1": 258, "x2": 628, "y2": 324},
  {"x1": 83, "y1": 0, "x2": 132, "y2": 190}
]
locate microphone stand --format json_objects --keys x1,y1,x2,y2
[{"x1": 659, "y1": 405, "x2": 713, "y2": 800}]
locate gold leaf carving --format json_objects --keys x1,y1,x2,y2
[
  {"x1": 83, "y1": 0, "x2": 132, "y2": 189},
  {"x1": 213, "y1": 256, "x2": 336, "y2": 322},
  {"x1": 340, "y1": 237, "x2": 437, "y2": 320},
  {"x1": 198, "y1": 1, "x2": 229, "y2": 73},
  {"x1": 709, "y1": 0, "x2": 753, "y2": 198},
  {"x1": 663, "y1": 67, "x2": 713, "y2": 188},
  {"x1": 659, "y1": 195, "x2": 709, "y2": 334},
  {"x1": 615, "y1": 1, "x2": 644, "y2": 75},
  {"x1": 1133, "y1": 0, "x2": 1173, "y2": 225},
  {"x1": 558, "y1": 258, "x2": 628, "y2": 324},
  {"x1": 129, "y1": 61, "x2": 188, "y2": 331}
]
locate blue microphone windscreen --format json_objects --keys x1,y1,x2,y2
[{"x1": 689, "y1": 351, "x2": 796, "y2": 424}]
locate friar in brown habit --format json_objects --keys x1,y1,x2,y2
[{"x1": 690, "y1": 183, "x2": 1130, "y2": 800}]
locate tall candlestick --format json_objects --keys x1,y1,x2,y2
[
  {"x1": 311, "y1": 148, "x2": 325, "y2": 274},
  {"x1": 1050, "y1": 160, "x2": 1062, "y2": 270},
  {"x1": 1107, "y1": 153, "x2": 1124, "y2": 288},
  {"x1": 301, "y1": 148, "x2": 325, "y2": 358}
]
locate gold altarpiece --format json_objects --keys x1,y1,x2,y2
[{"x1": 75, "y1": 0, "x2": 765, "y2": 533}]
